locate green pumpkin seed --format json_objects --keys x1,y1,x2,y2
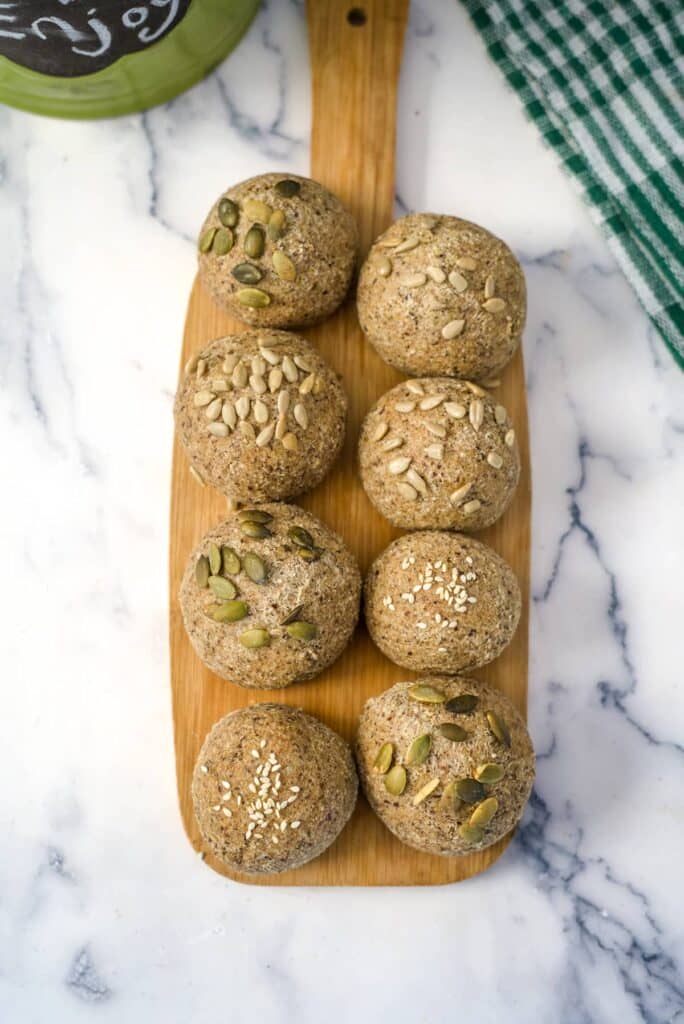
[
  {"x1": 237, "y1": 287, "x2": 270, "y2": 309},
  {"x1": 474, "y1": 763, "x2": 505, "y2": 784},
  {"x1": 237, "y1": 509, "x2": 274, "y2": 524},
  {"x1": 198, "y1": 227, "x2": 217, "y2": 253},
  {"x1": 455, "y1": 778, "x2": 486, "y2": 805},
  {"x1": 281, "y1": 605, "x2": 304, "y2": 625},
  {"x1": 218, "y1": 197, "x2": 239, "y2": 228},
  {"x1": 288, "y1": 525, "x2": 315, "y2": 549},
  {"x1": 408, "y1": 684, "x2": 446, "y2": 704},
  {"x1": 486, "y1": 710, "x2": 511, "y2": 747},
  {"x1": 239, "y1": 627, "x2": 270, "y2": 649},
  {"x1": 243, "y1": 198, "x2": 272, "y2": 223},
  {"x1": 244, "y1": 225, "x2": 265, "y2": 259},
  {"x1": 297, "y1": 546, "x2": 322, "y2": 562},
  {"x1": 445, "y1": 693, "x2": 479, "y2": 714},
  {"x1": 439, "y1": 779, "x2": 461, "y2": 813},
  {"x1": 221, "y1": 546, "x2": 241, "y2": 575},
  {"x1": 275, "y1": 179, "x2": 301, "y2": 198},
  {"x1": 195, "y1": 555, "x2": 210, "y2": 588},
  {"x1": 384, "y1": 765, "x2": 407, "y2": 796},
  {"x1": 469, "y1": 797, "x2": 499, "y2": 827},
  {"x1": 272, "y1": 250, "x2": 296, "y2": 282},
  {"x1": 439, "y1": 722, "x2": 469, "y2": 742},
  {"x1": 243, "y1": 552, "x2": 267, "y2": 584},
  {"x1": 458, "y1": 823, "x2": 484, "y2": 844},
  {"x1": 232, "y1": 262, "x2": 263, "y2": 285},
  {"x1": 267, "y1": 209, "x2": 286, "y2": 241},
  {"x1": 208, "y1": 542, "x2": 222, "y2": 576},
  {"x1": 213, "y1": 228, "x2": 234, "y2": 256},
  {"x1": 405, "y1": 733, "x2": 431, "y2": 766},
  {"x1": 211, "y1": 600, "x2": 248, "y2": 623},
  {"x1": 240, "y1": 520, "x2": 272, "y2": 539},
  {"x1": 373, "y1": 742, "x2": 393, "y2": 775},
  {"x1": 208, "y1": 575, "x2": 237, "y2": 600},
  {"x1": 286, "y1": 621, "x2": 317, "y2": 641}
]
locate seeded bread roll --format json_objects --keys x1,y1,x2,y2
[
  {"x1": 198, "y1": 173, "x2": 359, "y2": 328},
  {"x1": 180, "y1": 504, "x2": 361, "y2": 689},
  {"x1": 358, "y1": 377, "x2": 520, "y2": 530},
  {"x1": 356, "y1": 213, "x2": 526, "y2": 381},
  {"x1": 364, "y1": 532, "x2": 520, "y2": 674},
  {"x1": 193, "y1": 704, "x2": 358, "y2": 875},
  {"x1": 175, "y1": 331, "x2": 346, "y2": 503},
  {"x1": 356, "y1": 677, "x2": 534, "y2": 856}
]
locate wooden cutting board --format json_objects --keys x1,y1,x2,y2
[{"x1": 169, "y1": 0, "x2": 531, "y2": 885}]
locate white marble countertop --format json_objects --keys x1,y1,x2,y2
[{"x1": 1, "y1": 2, "x2": 683, "y2": 1022}]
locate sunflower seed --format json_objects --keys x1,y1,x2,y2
[
  {"x1": 288, "y1": 525, "x2": 315, "y2": 549},
  {"x1": 282, "y1": 432, "x2": 299, "y2": 451},
  {"x1": 425, "y1": 443, "x2": 443, "y2": 460},
  {"x1": 395, "y1": 401, "x2": 416, "y2": 413},
  {"x1": 381, "y1": 436, "x2": 404, "y2": 452},
  {"x1": 243, "y1": 552, "x2": 267, "y2": 583},
  {"x1": 405, "y1": 468, "x2": 427, "y2": 493},
  {"x1": 269, "y1": 368, "x2": 284, "y2": 392},
  {"x1": 494, "y1": 404, "x2": 507, "y2": 425},
  {"x1": 406, "y1": 733, "x2": 432, "y2": 766},
  {"x1": 260, "y1": 347, "x2": 281, "y2": 365},
  {"x1": 475, "y1": 763, "x2": 505, "y2": 784},
  {"x1": 272, "y1": 250, "x2": 296, "y2": 282},
  {"x1": 439, "y1": 722, "x2": 469, "y2": 742},
  {"x1": 486, "y1": 710, "x2": 511, "y2": 747},
  {"x1": 449, "y1": 483, "x2": 472, "y2": 505},
  {"x1": 218, "y1": 197, "x2": 239, "y2": 227},
  {"x1": 377, "y1": 236, "x2": 401, "y2": 248},
  {"x1": 286, "y1": 621, "x2": 317, "y2": 641},
  {"x1": 184, "y1": 354, "x2": 199, "y2": 375},
  {"x1": 372, "y1": 421, "x2": 389, "y2": 442},
  {"x1": 232, "y1": 363, "x2": 248, "y2": 388},
  {"x1": 236, "y1": 396, "x2": 250, "y2": 419},
  {"x1": 275, "y1": 415, "x2": 287, "y2": 440},
  {"x1": 458, "y1": 823, "x2": 484, "y2": 844},
  {"x1": 282, "y1": 356, "x2": 298, "y2": 382},
  {"x1": 256, "y1": 423, "x2": 275, "y2": 447},
  {"x1": 275, "y1": 179, "x2": 300, "y2": 198},
  {"x1": 373, "y1": 742, "x2": 394, "y2": 775},
  {"x1": 253, "y1": 400, "x2": 269, "y2": 424},
  {"x1": 399, "y1": 272, "x2": 427, "y2": 288},
  {"x1": 455, "y1": 256, "x2": 477, "y2": 270},
  {"x1": 239, "y1": 421, "x2": 256, "y2": 440},
  {"x1": 384, "y1": 765, "x2": 407, "y2": 795},
  {"x1": 445, "y1": 693, "x2": 479, "y2": 714},
  {"x1": 293, "y1": 354, "x2": 312, "y2": 372},
  {"x1": 455, "y1": 778, "x2": 486, "y2": 804},
  {"x1": 442, "y1": 319, "x2": 466, "y2": 340},
  {"x1": 426, "y1": 422, "x2": 447, "y2": 438},
  {"x1": 208, "y1": 576, "x2": 237, "y2": 600},
  {"x1": 397, "y1": 482, "x2": 418, "y2": 500},
  {"x1": 482, "y1": 377, "x2": 501, "y2": 388},
  {"x1": 376, "y1": 256, "x2": 392, "y2": 277},
  {"x1": 208, "y1": 422, "x2": 229, "y2": 437},
  {"x1": 281, "y1": 605, "x2": 304, "y2": 625},
  {"x1": 222, "y1": 402, "x2": 237, "y2": 429},
  {"x1": 232, "y1": 262, "x2": 263, "y2": 285},
  {"x1": 205, "y1": 397, "x2": 222, "y2": 420},
  {"x1": 409, "y1": 684, "x2": 446, "y2": 704},
  {"x1": 394, "y1": 235, "x2": 420, "y2": 254},
  {"x1": 237, "y1": 509, "x2": 273, "y2": 523},
  {"x1": 291, "y1": 403, "x2": 307, "y2": 429},
  {"x1": 267, "y1": 209, "x2": 286, "y2": 241},
  {"x1": 483, "y1": 297, "x2": 506, "y2": 313},
  {"x1": 210, "y1": 378, "x2": 228, "y2": 392},
  {"x1": 426, "y1": 265, "x2": 446, "y2": 283},
  {"x1": 388, "y1": 456, "x2": 411, "y2": 475},
  {"x1": 213, "y1": 228, "x2": 234, "y2": 256},
  {"x1": 198, "y1": 227, "x2": 217, "y2": 253},
  {"x1": 194, "y1": 390, "x2": 215, "y2": 408},
  {"x1": 444, "y1": 401, "x2": 466, "y2": 419},
  {"x1": 273, "y1": 390, "x2": 289, "y2": 418},
  {"x1": 243, "y1": 198, "x2": 272, "y2": 223},
  {"x1": 250, "y1": 374, "x2": 267, "y2": 396},
  {"x1": 299, "y1": 373, "x2": 316, "y2": 395},
  {"x1": 223, "y1": 353, "x2": 239, "y2": 374},
  {"x1": 189, "y1": 465, "x2": 205, "y2": 487},
  {"x1": 462, "y1": 499, "x2": 481, "y2": 514},
  {"x1": 505, "y1": 429, "x2": 516, "y2": 447},
  {"x1": 470, "y1": 797, "x2": 498, "y2": 827},
  {"x1": 221, "y1": 546, "x2": 241, "y2": 574},
  {"x1": 237, "y1": 287, "x2": 270, "y2": 308},
  {"x1": 487, "y1": 452, "x2": 503, "y2": 469},
  {"x1": 469, "y1": 399, "x2": 484, "y2": 431},
  {"x1": 208, "y1": 543, "x2": 222, "y2": 575},
  {"x1": 484, "y1": 275, "x2": 496, "y2": 299},
  {"x1": 466, "y1": 381, "x2": 486, "y2": 396},
  {"x1": 406, "y1": 381, "x2": 425, "y2": 396},
  {"x1": 239, "y1": 628, "x2": 270, "y2": 649},
  {"x1": 448, "y1": 270, "x2": 468, "y2": 293},
  {"x1": 196, "y1": 555, "x2": 210, "y2": 588},
  {"x1": 412, "y1": 778, "x2": 440, "y2": 806},
  {"x1": 420, "y1": 394, "x2": 445, "y2": 411}
]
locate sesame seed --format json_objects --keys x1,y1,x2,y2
[{"x1": 200, "y1": 765, "x2": 208, "y2": 774}]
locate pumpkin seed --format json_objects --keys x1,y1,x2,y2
[
  {"x1": 486, "y1": 710, "x2": 511, "y2": 747},
  {"x1": 272, "y1": 250, "x2": 296, "y2": 281},
  {"x1": 470, "y1": 797, "x2": 498, "y2": 827},
  {"x1": 475, "y1": 763, "x2": 505, "y2": 784},
  {"x1": 286, "y1": 621, "x2": 317, "y2": 641},
  {"x1": 406, "y1": 733, "x2": 432, "y2": 766},
  {"x1": 195, "y1": 555, "x2": 210, "y2": 588},
  {"x1": 213, "y1": 228, "x2": 233, "y2": 256},
  {"x1": 281, "y1": 605, "x2": 304, "y2": 625},
  {"x1": 458, "y1": 823, "x2": 484, "y2": 844},
  {"x1": 439, "y1": 779, "x2": 460, "y2": 813},
  {"x1": 275, "y1": 178, "x2": 301, "y2": 197},
  {"x1": 267, "y1": 209, "x2": 286, "y2": 241},
  {"x1": 237, "y1": 508, "x2": 274, "y2": 524},
  {"x1": 237, "y1": 287, "x2": 270, "y2": 308},
  {"x1": 243, "y1": 551, "x2": 267, "y2": 584},
  {"x1": 199, "y1": 227, "x2": 217, "y2": 253},
  {"x1": 221, "y1": 546, "x2": 241, "y2": 575},
  {"x1": 412, "y1": 777, "x2": 440, "y2": 806},
  {"x1": 244, "y1": 222, "x2": 266, "y2": 258},
  {"x1": 232, "y1": 262, "x2": 263, "y2": 285},
  {"x1": 408, "y1": 684, "x2": 446, "y2": 704},
  {"x1": 439, "y1": 722, "x2": 469, "y2": 742},
  {"x1": 239, "y1": 627, "x2": 270, "y2": 649},
  {"x1": 288, "y1": 525, "x2": 315, "y2": 549},
  {"x1": 373, "y1": 742, "x2": 394, "y2": 774},
  {"x1": 297, "y1": 546, "x2": 322, "y2": 562},
  {"x1": 445, "y1": 693, "x2": 479, "y2": 714},
  {"x1": 243, "y1": 198, "x2": 272, "y2": 223},
  {"x1": 455, "y1": 778, "x2": 486, "y2": 804},
  {"x1": 384, "y1": 765, "x2": 407, "y2": 796},
  {"x1": 208, "y1": 576, "x2": 237, "y2": 600},
  {"x1": 241, "y1": 521, "x2": 272, "y2": 541},
  {"x1": 211, "y1": 600, "x2": 248, "y2": 623},
  {"x1": 208, "y1": 542, "x2": 222, "y2": 575},
  {"x1": 218, "y1": 197, "x2": 239, "y2": 227}
]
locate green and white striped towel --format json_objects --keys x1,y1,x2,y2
[{"x1": 462, "y1": 0, "x2": 684, "y2": 368}]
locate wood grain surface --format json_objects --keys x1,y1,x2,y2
[{"x1": 169, "y1": 0, "x2": 531, "y2": 885}]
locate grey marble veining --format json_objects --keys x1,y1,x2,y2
[{"x1": 0, "y1": 2, "x2": 682, "y2": 1022}]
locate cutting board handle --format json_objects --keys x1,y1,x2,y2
[{"x1": 308, "y1": 0, "x2": 410, "y2": 250}]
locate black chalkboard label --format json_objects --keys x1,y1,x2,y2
[{"x1": 0, "y1": 0, "x2": 192, "y2": 77}]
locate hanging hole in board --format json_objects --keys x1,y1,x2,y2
[{"x1": 347, "y1": 7, "x2": 367, "y2": 26}]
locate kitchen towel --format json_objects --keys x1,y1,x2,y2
[{"x1": 462, "y1": 0, "x2": 684, "y2": 368}]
